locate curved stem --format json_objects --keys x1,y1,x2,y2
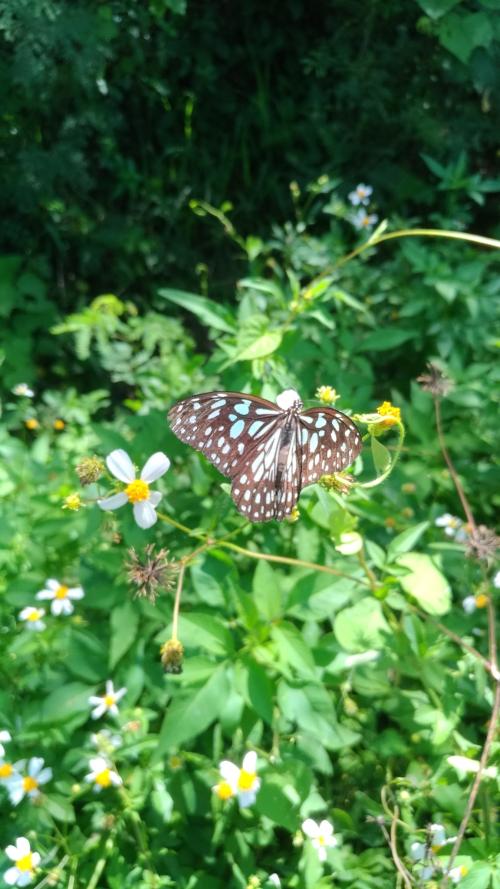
[
  {"x1": 171, "y1": 562, "x2": 185, "y2": 642},
  {"x1": 434, "y1": 400, "x2": 477, "y2": 533},
  {"x1": 356, "y1": 421, "x2": 405, "y2": 489},
  {"x1": 217, "y1": 539, "x2": 371, "y2": 586}
]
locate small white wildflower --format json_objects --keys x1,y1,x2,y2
[
  {"x1": 268, "y1": 876, "x2": 281, "y2": 888},
  {"x1": 35, "y1": 578, "x2": 84, "y2": 616},
  {"x1": 0, "y1": 730, "x2": 11, "y2": 759},
  {"x1": 435, "y1": 513, "x2": 463, "y2": 538},
  {"x1": 12, "y1": 384, "x2": 34, "y2": 398},
  {"x1": 448, "y1": 865, "x2": 468, "y2": 883},
  {"x1": 335, "y1": 531, "x2": 363, "y2": 555},
  {"x1": 6, "y1": 757, "x2": 52, "y2": 805},
  {"x1": 348, "y1": 183, "x2": 373, "y2": 206},
  {"x1": 3, "y1": 837, "x2": 41, "y2": 886},
  {"x1": 351, "y1": 209, "x2": 379, "y2": 230},
  {"x1": 98, "y1": 449, "x2": 170, "y2": 529},
  {"x1": 84, "y1": 756, "x2": 122, "y2": 792},
  {"x1": 90, "y1": 729, "x2": 122, "y2": 751},
  {"x1": 88, "y1": 680, "x2": 127, "y2": 719},
  {"x1": 18, "y1": 607, "x2": 46, "y2": 631},
  {"x1": 213, "y1": 751, "x2": 260, "y2": 808},
  {"x1": 302, "y1": 818, "x2": 337, "y2": 862}
]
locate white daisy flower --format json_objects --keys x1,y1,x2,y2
[
  {"x1": 447, "y1": 755, "x2": 497, "y2": 779},
  {"x1": 448, "y1": 865, "x2": 468, "y2": 883},
  {"x1": 3, "y1": 837, "x2": 40, "y2": 886},
  {"x1": 435, "y1": 513, "x2": 464, "y2": 538},
  {"x1": 88, "y1": 680, "x2": 127, "y2": 719},
  {"x1": 90, "y1": 729, "x2": 122, "y2": 752},
  {"x1": 301, "y1": 818, "x2": 338, "y2": 862},
  {"x1": 0, "y1": 730, "x2": 11, "y2": 759},
  {"x1": 213, "y1": 751, "x2": 260, "y2": 808},
  {"x1": 351, "y1": 209, "x2": 378, "y2": 230},
  {"x1": 18, "y1": 607, "x2": 45, "y2": 631},
  {"x1": 98, "y1": 449, "x2": 170, "y2": 529},
  {"x1": 84, "y1": 756, "x2": 122, "y2": 792},
  {"x1": 268, "y1": 876, "x2": 281, "y2": 888},
  {"x1": 6, "y1": 757, "x2": 52, "y2": 805},
  {"x1": 348, "y1": 183, "x2": 373, "y2": 206},
  {"x1": 410, "y1": 823, "x2": 454, "y2": 862},
  {"x1": 12, "y1": 384, "x2": 34, "y2": 398},
  {"x1": 35, "y1": 578, "x2": 84, "y2": 616},
  {"x1": 335, "y1": 531, "x2": 363, "y2": 555}
]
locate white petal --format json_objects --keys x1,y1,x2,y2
[
  {"x1": 89, "y1": 757, "x2": 108, "y2": 772},
  {"x1": 242, "y1": 751, "x2": 257, "y2": 773},
  {"x1": 9, "y1": 785, "x2": 25, "y2": 805},
  {"x1": 4, "y1": 867, "x2": 20, "y2": 885},
  {"x1": 317, "y1": 845, "x2": 327, "y2": 862},
  {"x1": 30, "y1": 854, "x2": 40, "y2": 868},
  {"x1": 110, "y1": 771, "x2": 122, "y2": 786},
  {"x1": 51, "y1": 599, "x2": 65, "y2": 616},
  {"x1": 28, "y1": 757, "x2": 44, "y2": 777},
  {"x1": 18, "y1": 873, "x2": 34, "y2": 887},
  {"x1": 46, "y1": 579, "x2": 61, "y2": 591},
  {"x1": 98, "y1": 492, "x2": 128, "y2": 511},
  {"x1": 68, "y1": 587, "x2": 84, "y2": 599},
  {"x1": 219, "y1": 761, "x2": 240, "y2": 787},
  {"x1": 133, "y1": 501, "x2": 157, "y2": 529},
  {"x1": 0, "y1": 730, "x2": 11, "y2": 743},
  {"x1": 91, "y1": 703, "x2": 106, "y2": 719},
  {"x1": 105, "y1": 680, "x2": 114, "y2": 695},
  {"x1": 114, "y1": 687, "x2": 127, "y2": 702},
  {"x1": 302, "y1": 819, "x2": 320, "y2": 838},
  {"x1": 106, "y1": 449, "x2": 135, "y2": 483},
  {"x1": 319, "y1": 820, "x2": 334, "y2": 837},
  {"x1": 149, "y1": 491, "x2": 162, "y2": 507},
  {"x1": 5, "y1": 845, "x2": 19, "y2": 861},
  {"x1": 140, "y1": 452, "x2": 170, "y2": 483},
  {"x1": 35, "y1": 590, "x2": 54, "y2": 600},
  {"x1": 410, "y1": 842, "x2": 425, "y2": 861},
  {"x1": 88, "y1": 695, "x2": 104, "y2": 706},
  {"x1": 38, "y1": 768, "x2": 53, "y2": 784},
  {"x1": 238, "y1": 790, "x2": 257, "y2": 808}
]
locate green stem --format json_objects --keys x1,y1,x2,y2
[
  {"x1": 356, "y1": 421, "x2": 405, "y2": 489},
  {"x1": 217, "y1": 539, "x2": 371, "y2": 586}
]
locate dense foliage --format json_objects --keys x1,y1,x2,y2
[{"x1": 0, "y1": 2, "x2": 499, "y2": 888}]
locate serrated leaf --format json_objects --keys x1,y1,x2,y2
[{"x1": 398, "y1": 552, "x2": 451, "y2": 615}]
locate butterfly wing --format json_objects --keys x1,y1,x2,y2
[
  {"x1": 168, "y1": 391, "x2": 283, "y2": 479},
  {"x1": 298, "y1": 407, "x2": 362, "y2": 486}
]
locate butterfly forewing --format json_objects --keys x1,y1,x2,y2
[{"x1": 299, "y1": 408, "x2": 362, "y2": 486}]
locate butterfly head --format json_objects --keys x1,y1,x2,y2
[{"x1": 276, "y1": 389, "x2": 302, "y2": 412}]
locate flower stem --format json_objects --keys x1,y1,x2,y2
[
  {"x1": 217, "y1": 539, "x2": 371, "y2": 586},
  {"x1": 171, "y1": 562, "x2": 185, "y2": 641},
  {"x1": 356, "y1": 421, "x2": 405, "y2": 489},
  {"x1": 434, "y1": 399, "x2": 477, "y2": 533}
]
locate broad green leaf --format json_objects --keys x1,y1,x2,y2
[
  {"x1": 66, "y1": 629, "x2": 108, "y2": 683},
  {"x1": 239, "y1": 657, "x2": 275, "y2": 723},
  {"x1": 33, "y1": 682, "x2": 94, "y2": 727},
  {"x1": 156, "y1": 665, "x2": 229, "y2": 754},
  {"x1": 361, "y1": 328, "x2": 415, "y2": 350},
  {"x1": 252, "y1": 559, "x2": 283, "y2": 621},
  {"x1": 271, "y1": 622, "x2": 317, "y2": 678},
  {"x1": 398, "y1": 552, "x2": 451, "y2": 615},
  {"x1": 334, "y1": 598, "x2": 390, "y2": 651},
  {"x1": 255, "y1": 776, "x2": 301, "y2": 830},
  {"x1": 158, "y1": 288, "x2": 235, "y2": 333},
  {"x1": 235, "y1": 330, "x2": 282, "y2": 362},
  {"x1": 176, "y1": 612, "x2": 234, "y2": 656},
  {"x1": 458, "y1": 863, "x2": 493, "y2": 889},
  {"x1": 415, "y1": 0, "x2": 461, "y2": 19},
  {"x1": 439, "y1": 12, "x2": 493, "y2": 63},
  {"x1": 387, "y1": 522, "x2": 430, "y2": 559},
  {"x1": 45, "y1": 794, "x2": 75, "y2": 823},
  {"x1": 278, "y1": 682, "x2": 360, "y2": 750},
  {"x1": 109, "y1": 601, "x2": 140, "y2": 669},
  {"x1": 371, "y1": 436, "x2": 391, "y2": 474}
]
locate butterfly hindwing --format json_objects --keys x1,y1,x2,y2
[{"x1": 299, "y1": 408, "x2": 362, "y2": 486}]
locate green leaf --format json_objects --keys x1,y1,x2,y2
[
  {"x1": 439, "y1": 12, "x2": 493, "y2": 63},
  {"x1": 252, "y1": 560, "x2": 283, "y2": 621},
  {"x1": 109, "y1": 601, "x2": 140, "y2": 669},
  {"x1": 398, "y1": 552, "x2": 451, "y2": 615},
  {"x1": 176, "y1": 612, "x2": 234, "y2": 656},
  {"x1": 156, "y1": 665, "x2": 229, "y2": 754},
  {"x1": 278, "y1": 682, "x2": 360, "y2": 750},
  {"x1": 458, "y1": 863, "x2": 493, "y2": 889},
  {"x1": 66, "y1": 629, "x2": 108, "y2": 683},
  {"x1": 234, "y1": 330, "x2": 282, "y2": 362},
  {"x1": 371, "y1": 437, "x2": 391, "y2": 474},
  {"x1": 255, "y1": 776, "x2": 301, "y2": 830},
  {"x1": 360, "y1": 328, "x2": 415, "y2": 351},
  {"x1": 45, "y1": 794, "x2": 75, "y2": 823},
  {"x1": 33, "y1": 682, "x2": 94, "y2": 727},
  {"x1": 415, "y1": 0, "x2": 461, "y2": 20},
  {"x1": 239, "y1": 657, "x2": 275, "y2": 724},
  {"x1": 271, "y1": 622, "x2": 317, "y2": 678},
  {"x1": 387, "y1": 522, "x2": 430, "y2": 559},
  {"x1": 158, "y1": 288, "x2": 235, "y2": 333},
  {"x1": 334, "y1": 599, "x2": 390, "y2": 651}
]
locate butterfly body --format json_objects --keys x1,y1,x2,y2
[{"x1": 168, "y1": 389, "x2": 361, "y2": 523}]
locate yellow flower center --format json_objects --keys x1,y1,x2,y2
[
  {"x1": 237, "y1": 769, "x2": 256, "y2": 791},
  {"x1": 27, "y1": 610, "x2": 43, "y2": 622},
  {"x1": 63, "y1": 493, "x2": 82, "y2": 511},
  {"x1": 23, "y1": 775, "x2": 39, "y2": 792},
  {"x1": 55, "y1": 585, "x2": 69, "y2": 600},
  {"x1": 25, "y1": 418, "x2": 39, "y2": 430},
  {"x1": 104, "y1": 694, "x2": 116, "y2": 708},
  {"x1": 475, "y1": 594, "x2": 489, "y2": 609},
  {"x1": 16, "y1": 853, "x2": 33, "y2": 873},
  {"x1": 317, "y1": 835, "x2": 326, "y2": 845},
  {"x1": 95, "y1": 768, "x2": 111, "y2": 787},
  {"x1": 0, "y1": 762, "x2": 13, "y2": 778},
  {"x1": 125, "y1": 479, "x2": 150, "y2": 503},
  {"x1": 215, "y1": 780, "x2": 234, "y2": 800},
  {"x1": 54, "y1": 419, "x2": 65, "y2": 430}
]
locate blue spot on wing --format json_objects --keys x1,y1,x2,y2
[
  {"x1": 249, "y1": 420, "x2": 264, "y2": 436},
  {"x1": 235, "y1": 401, "x2": 251, "y2": 415},
  {"x1": 230, "y1": 419, "x2": 245, "y2": 439}
]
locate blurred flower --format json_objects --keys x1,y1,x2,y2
[
  {"x1": 98, "y1": 449, "x2": 170, "y2": 529},
  {"x1": 435, "y1": 513, "x2": 466, "y2": 539},
  {"x1": 0, "y1": 730, "x2": 11, "y2": 759},
  {"x1": 76, "y1": 456, "x2": 105, "y2": 486},
  {"x1": 35, "y1": 578, "x2": 84, "y2": 616},
  {"x1": 88, "y1": 680, "x2": 127, "y2": 719},
  {"x1": 246, "y1": 877, "x2": 261, "y2": 889},
  {"x1": 447, "y1": 755, "x2": 497, "y2": 779},
  {"x1": 53, "y1": 419, "x2": 65, "y2": 431},
  {"x1": 62, "y1": 493, "x2": 83, "y2": 511},
  {"x1": 348, "y1": 183, "x2": 373, "y2": 206},
  {"x1": 0, "y1": 760, "x2": 14, "y2": 781},
  {"x1": 268, "y1": 877, "x2": 281, "y2": 888},
  {"x1": 90, "y1": 730, "x2": 122, "y2": 752},
  {"x1": 351, "y1": 209, "x2": 378, "y2": 230},
  {"x1": 24, "y1": 419, "x2": 39, "y2": 431},
  {"x1": 12, "y1": 384, "x2": 34, "y2": 398},
  {"x1": 493, "y1": 570, "x2": 500, "y2": 588},
  {"x1": 301, "y1": 818, "x2": 337, "y2": 861},
  {"x1": 85, "y1": 756, "x2": 122, "y2": 792},
  {"x1": 168, "y1": 755, "x2": 183, "y2": 771},
  {"x1": 213, "y1": 751, "x2": 260, "y2": 808},
  {"x1": 315, "y1": 385, "x2": 340, "y2": 404},
  {"x1": 410, "y1": 823, "x2": 453, "y2": 861},
  {"x1": 448, "y1": 865, "x2": 468, "y2": 883},
  {"x1": 160, "y1": 638, "x2": 184, "y2": 674},
  {"x1": 462, "y1": 593, "x2": 489, "y2": 614},
  {"x1": 344, "y1": 650, "x2": 380, "y2": 668},
  {"x1": 335, "y1": 531, "x2": 363, "y2": 555},
  {"x1": 320, "y1": 472, "x2": 355, "y2": 495},
  {"x1": 465, "y1": 524, "x2": 499, "y2": 564},
  {"x1": 417, "y1": 362, "x2": 453, "y2": 397},
  {"x1": 18, "y1": 607, "x2": 45, "y2": 631},
  {"x1": 375, "y1": 401, "x2": 401, "y2": 428},
  {"x1": 286, "y1": 506, "x2": 300, "y2": 523},
  {"x1": 126, "y1": 545, "x2": 178, "y2": 601},
  {"x1": 6, "y1": 757, "x2": 52, "y2": 805},
  {"x1": 3, "y1": 837, "x2": 40, "y2": 886}
]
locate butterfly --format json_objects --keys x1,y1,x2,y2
[{"x1": 167, "y1": 388, "x2": 362, "y2": 523}]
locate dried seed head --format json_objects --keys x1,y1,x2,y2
[
  {"x1": 126, "y1": 545, "x2": 178, "y2": 602},
  {"x1": 76, "y1": 456, "x2": 105, "y2": 486},
  {"x1": 161, "y1": 638, "x2": 184, "y2": 674},
  {"x1": 465, "y1": 525, "x2": 499, "y2": 565},
  {"x1": 417, "y1": 362, "x2": 453, "y2": 397}
]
